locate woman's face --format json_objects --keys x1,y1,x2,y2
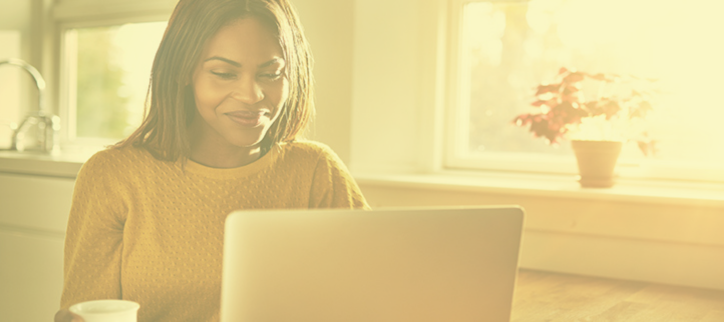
[{"x1": 191, "y1": 17, "x2": 289, "y2": 151}]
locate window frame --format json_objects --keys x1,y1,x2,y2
[
  {"x1": 442, "y1": 0, "x2": 724, "y2": 183},
  {"x1": 53, "y1": 0, "x2": 173, "y2": 146}
]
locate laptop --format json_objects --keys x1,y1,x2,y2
[{"x1": 220, "y1": 206, "x2": 524, "y2": 322}]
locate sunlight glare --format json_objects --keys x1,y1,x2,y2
[
  {"x1": 112, "y1": 22, "x2": 167, "y2": 135},
  {"x1": 552, "y1": 0, "x2": 724, "y2": 161}
]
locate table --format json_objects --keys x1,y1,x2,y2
[{"x1": 511, "y1": 270, "x2": 724, "y2": 322}]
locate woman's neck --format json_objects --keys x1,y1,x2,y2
[{"x1": 189, "y1": 138, "x2": 262, "y2": 169}]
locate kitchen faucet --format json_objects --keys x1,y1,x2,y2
[{"x1": 0, "y1": 58, "x2": 60, "y2": 153}]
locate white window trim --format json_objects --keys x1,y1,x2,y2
[
  {"x1": 53, "y1": 0, "x2": 176, "y2": 24},
  {"x1": 441, "y1": 0, "x2": 724, "y2": 184}
]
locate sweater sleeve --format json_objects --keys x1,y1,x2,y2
[
  {"x1": 60, "y1": 151, "x2": 127, "y2": 309},
  {"x1": 308, "y1": 144, "x2": 370, "y2": 210}
]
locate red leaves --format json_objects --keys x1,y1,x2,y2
[
  {"x1": 535, "y1": 84, "x2": 560, "y2": 96},
  {"x1": 512, "y1": 113, "x2": 561, "y2": 143},
  {"x1": 563, "y1": 72, "x2": 585, "y2": 83},
  {"x1": 586, "y1": 73, "x2": 608, "y2": 81},
  {"x1": 585, "y1": 99, "x2": 621, "y2": 120},
  {"x1": 514, "y1": 68, "x2": 591, "y2": 144},
  {"x1": 512, "y1": 101, "x2": 588, "y2": 144},
  {"x1": 531, "y1": 98, "x2": 558, "y2": 108},
  {"x1": 513, "y1": 67, "x2": 658, "y2": 155}
]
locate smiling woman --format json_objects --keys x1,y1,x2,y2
[
  {"x1": 189, "y1": 18, "x2": 290, "y2": 168},
  {"x1": 56, "y1": 1, "x2": 368, "y2": 322}
]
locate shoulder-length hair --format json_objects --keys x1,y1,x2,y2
[{"x1": 116, "y1": 0, "x2": 314, "y2": 161}]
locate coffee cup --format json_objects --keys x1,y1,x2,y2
[{"x1": 69, "y1": 299, "x2": 140, "y2": 322}]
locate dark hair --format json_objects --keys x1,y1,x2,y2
[{"x1": 116, "y1": 0, "x2": 314, "y2": 161}]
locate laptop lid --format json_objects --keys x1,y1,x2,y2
[{"x1": 221, "y1": 206, "x2": 524, "y2": 322}]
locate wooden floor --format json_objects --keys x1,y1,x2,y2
[{"x1": 511, "y1": 270, "x2": 724, "y2": 322}]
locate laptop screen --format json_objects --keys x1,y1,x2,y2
[{"x1": 221, "y1": 206, "x2": 524, "y2": 322}]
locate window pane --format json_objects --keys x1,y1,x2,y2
[
  {"x1": 458, "y1": 0, "x2": 724, "y2": 165},
  {"x1": 0, "y1": 31, "x2": 22, "y2": 148},
  {"x1": 71, "y1": 21, "x2": 166, "y2": 139}
]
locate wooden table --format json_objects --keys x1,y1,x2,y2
[{"x1": 511, "y1": 270, "x2": 724, "y2": 322}]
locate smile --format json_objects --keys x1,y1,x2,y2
[{"x1": 225, "y1": 110, "x2": 267, "y2": 127}]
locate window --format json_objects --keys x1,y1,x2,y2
[
  {"x1": 0, "y1": 31, "x2": 22, "y2": 149},
  {"x1": 62, "y1": 21, "x2": 167, "y2": 142},
  {"x1": 52, "y1": 0, "x2": 175, "y2": 144},
  {"x1": 446, "y1": 0, "x2": 724, "y2": 182}
]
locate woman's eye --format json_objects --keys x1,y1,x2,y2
[
  {"x1": 260, "y1": 72, "x2": 283, "y2": 80},
  {"x1": 210, "y1": 71, "x2": 236, "y2": 79}
]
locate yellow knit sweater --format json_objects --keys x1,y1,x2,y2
[{"x1": 61, "y1": 140, "x2": 368, "y2": 321}]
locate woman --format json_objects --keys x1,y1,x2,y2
[{"x1": 54, "y1": 0, "x2": 368, "y2": 321}]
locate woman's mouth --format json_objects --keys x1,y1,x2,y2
[{"x1": 225, "y1": 110, "x2": 266, "y2": 127}]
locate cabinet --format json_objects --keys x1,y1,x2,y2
[{"x1": 0, "y1": 173, "x2": 75, "y2": 322}]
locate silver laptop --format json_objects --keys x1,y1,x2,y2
[{"x1": 220, "y1": 206, "x2": 524, "y2": 322}]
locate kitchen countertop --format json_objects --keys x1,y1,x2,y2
[{"x1": 0, "y1": 146, "x2": 103, "y2": 178}]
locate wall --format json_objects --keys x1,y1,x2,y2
[
  {"x1": 293, "y1": 0, "x2": 355, "y2": 164},
  {"x1": 357, "y1": 179, "x2": 724, "y2": 290},
  {"x1": 297, "y1": 0, "x2": 446, "y2": 170}
]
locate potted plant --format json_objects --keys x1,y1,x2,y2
[{"x1": 513, "y1": 67, "x2": 658, "y2": 188}]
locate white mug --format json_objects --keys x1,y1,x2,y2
[{"x1": 69, "y1": 299, "x2": 140, "y2": 322}]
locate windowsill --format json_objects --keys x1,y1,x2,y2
[{"x1": 353, "y1": 170, "x2": 724, "y2": 209}]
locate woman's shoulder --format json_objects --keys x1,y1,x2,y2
[
  {"x1": 278, "y1": 140, "x2": 339, "y2": 161},
  {"x1": 87, "y1": 145, "x2": 153, "y2": 163},
  {"x1": 274, "y1": 140, "x2": 349, "y2": 173},
  {"x1": 81, "y1": 145, "x2": 157, "y2": 175}
]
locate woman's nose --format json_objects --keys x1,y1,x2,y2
[{"x1": 231, "y1": 75, "x2": 263, "y2": 104}]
